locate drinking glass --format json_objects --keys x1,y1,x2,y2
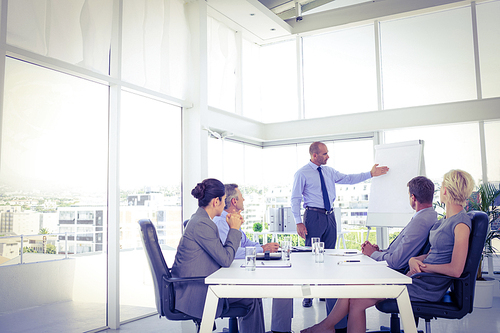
[
  {"x1": 314, "y1": 241, "x2": 325, "y2": 263},
  {"x1": 311, "y1": 237, "x2": 320, "y2": 255},
  {"x1": 281, "y1": 237, "x2": 292, "y2": 261},
  {"x1": 245, "y1": 246, "x2": 256, "y2": 271}
]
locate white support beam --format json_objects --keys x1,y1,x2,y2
[
  {"x1": 263, "y1": 97, "x2": 500, "y2": 142},
  {"x1": 207, "y1": 97, "x2": 500, "y2": 144},
  {"x1": 296, "y1": 35, "x2": 304, "y2": 119},
  {"x1": 471, "y1": 1, "x2": 483, "y2": 100},
  {"x1": 207, "y1": 0, "x2": 292, "y2": 44},
  {"x1": 479, "y1": 121, "x2": 488, "y2": 184},
  {"x1": 286, "y1": 0, "x2": 469, "y2": 36},
  {"x1": 235, "y1": 31, "x2": 243, "y2": 116},
  {"x1": 207, "y1": 106, "x2": 265, "y2": 142},
  {"x1": 107, "y1": 0, "x2": 122, "y2": 329},
  {"x1": 374, "y1": 21, "x2": 383, "y2": 111},
  {"x1": 0, "y1": 0, "x2": 8, "y2": 169},
  {"x1": 184, "y1": 0, "x2": 210, "y2": 221}
]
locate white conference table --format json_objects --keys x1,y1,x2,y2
[{"x1": 201, "y1": 249, "x2": 417, "y2": 333}]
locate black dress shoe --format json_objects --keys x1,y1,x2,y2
[
  {"x1": 319, "y1": 298, "x2": 325, "y2": 301},
  {"x1": 302, "y1": 298, "x2": 312, "y2": 307},
  {"x1": 335, "y1": 328, "x2": 347, "y2": 333}
]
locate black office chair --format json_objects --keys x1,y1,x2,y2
[
  {"x1": 138, "y1": 219, "x2": 247, "y2": 333},
  {"x1": 371, "y1": 210, "x2": 488, "y2": 333}
]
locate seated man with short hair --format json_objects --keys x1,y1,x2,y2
[
  {"x1": 213, "y1": 183, "x2": 293, "y2": 333},
  {"x1": 362, "y1": 176, "x2": 438, "y2": 272}
]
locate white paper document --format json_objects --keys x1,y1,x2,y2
[{"x1": 240, "y1": 261, "x2": 292, "y2": 268}]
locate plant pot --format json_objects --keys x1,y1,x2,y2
[{"x1": 473, "y1": 277, "x2": 496, "y2": 308}]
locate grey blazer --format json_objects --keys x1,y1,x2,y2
[
  {"x1": 171, "y1": 207, "x2": 242, "y2": 319},
  {"x1": 370, "y1": 207, "x2": 438, "y2": 271}
]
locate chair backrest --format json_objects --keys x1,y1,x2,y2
[
  {"x1": 454, "y1": 210, "x2": 489, "y2": 312},
  {"x1": 375, "y1": 210, "x2": 489, "y2": 325},
  {"x1": 182, "y1": 219, "x2": 189, "y2": 233},
  {"x1": 138, "y1": 219, "x2": 172, "y2": 317}
]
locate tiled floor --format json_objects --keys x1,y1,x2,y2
[
  {"x1": 101, "y1": 294, "x2": 500, "y2": 333},
  {"x1": 2, "y1": 254, "x2": 500, "y2": 333},
  {"x1": 1, "y1": 281, "x2": 499, "y2": 333}
]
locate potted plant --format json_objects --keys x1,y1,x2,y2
[{"x1": 465, "y1": 182, "x2": 500, "y2": 308}]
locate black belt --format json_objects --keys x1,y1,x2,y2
[{"x1": 306, "y1": 206, "x2": 334, "y2": 215}]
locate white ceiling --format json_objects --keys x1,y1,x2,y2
[{"x1": 206, "y1": 0, "x2": 469, "y2": 44}]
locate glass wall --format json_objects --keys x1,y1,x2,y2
[
  {"x1": 1, "y1": 0, "x2": 500, "y2": 330},
  {"x1": 242, "y1": 38, "x2": 263, "y2": 121},
  {"x1": 208, "y1": 16, "x2": 237, "y2": 112},
  {"x1": 208, "y1": 138, "x2": 376, "y2": 233},
  {"x1": 302, "y1": 25, "x2": 378, "y2": 118},
  {"x1": 384, "y1": 123, "x2": 482, "y2": 184},
  {"x1": 484, "y1": 120, "x2": 500, "y2": 182},
  {"x1": 238, "y1": 2, "x2": 500, "y2": 121},
  {"x1": 1, "y1": 57, "x2": 109, "y2": 329},
  {"x1": 207, "y1": 139, "x2": 264, "y2": 232},
  {"x1": 7, "y1": 0, "x2": 113, "y2": 75},
  {"x1": 119, "y1": 91, "x2": 182, "y2": 321},
  {"x1": 1, "y1": 0, "x2": 187, "y2": 330},
  {"x1": 122, "y1": 0, "x2": 190, "y2": 99},
  {"x1": 258, "y1": 40, "x2": 298, "y2": 123},
  {"x1": 380, "y1": 6, "x2": 476, "y2": 110},
  {"x1": 477, "y1": 0, "x2": 500, "y2": 99}
]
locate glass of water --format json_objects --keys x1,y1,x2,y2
[
  {"x1": 314, "y1": 241, "x2": 325, "y2": 263},
  {"x1": 245, "y1": 246, "x2": 256, "y2": 271},
  {"x1": 281, "y1": 237, "x2": 292, "y2": 261},
  {"x1": 311, "y1": 237, "x2": 320, "y2": 255}
]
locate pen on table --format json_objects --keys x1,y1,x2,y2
[{"x1": 337, "y1": 260, "x2": 361, "y2": 265}]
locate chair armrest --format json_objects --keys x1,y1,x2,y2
[
  {"x1": 163, "y1": 275, "x2": 206, "y2": 283},
  {"x1": 410, "y1": 272, "x2": 453, "y2": 280},
  {"x1": 411, "y1": 272, "x2": 468, "y2": 283}
]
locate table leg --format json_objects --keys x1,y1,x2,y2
[
  {"x1": 200, "y1": 286, "x2": 218, "y2": 333},
  {"x1": 396, "y1": 287, "x2": 417, "y2": 333}
]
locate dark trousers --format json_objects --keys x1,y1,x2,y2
[
  {"x1": 303, "y1": 209, "x2": 337, "y2": 249},
  {"x1": 223, "y1": 298, "x2": 265, "y2": 333},
  {"x1": 304, "y1": 209, "x2": 347, "y2": 329}
]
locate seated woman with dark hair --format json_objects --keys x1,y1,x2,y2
[
  {"x1": 302, "y1": 169, "x2": 475, "y2": 333},
  {"x1": 171, "y1": 178, "x2": 265, "y2": 333}
]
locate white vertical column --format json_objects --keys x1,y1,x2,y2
[
  {"x1": 107, "y1": 0, "x2": 122, "y2": 329},
  {"x1": 471, "y1": 2, "x2": 483, "y2": 101},
  {"x1": 183, "y1": 0, "x2": 209, "y2": 221},
  {"x1": 235, "y1": 31, "x2": 243, "y2": 116},
  {"x1": 0, "y1": 0, "x2": 8, "y2": 167},
  {"x1": 374, "y1": 21, "x2": 383, "y2": 111},
  {"x1": 472, "y1": 5, "x2": 490, "y2": 273},
  {"x1": 372, "y1": 131, "x2": 388, "y2": 247},
  {"x1": 296, "y1": 35, "x2": 305, "y2": 119},
  {"x1": 374, "y1": 20, "x2": 387, "y2": 247},
  {"x1": 479, "y1": 121, "x2": 487, "y2": 184}
]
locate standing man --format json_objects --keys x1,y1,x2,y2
[
  {"x1": 361, "y1": 176, "x2": 438, "y2": 272},
  {"x1": 214, "y1": 184, "x2": 293, "y2": 333},
  {"x1": 291, "y1": 141, "x2": 388, "y2": 329}
]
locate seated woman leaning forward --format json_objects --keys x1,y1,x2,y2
[
  {"x1": 301, "y1": 169, "x2": 475, "y2": 333},
  {"x1": 171, "y1": 178, "x2": 265, "y2": 333}
]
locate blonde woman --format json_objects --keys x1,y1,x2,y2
[{"x1": 302, "y1": 169, "x2": 475, "y2": 333}]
